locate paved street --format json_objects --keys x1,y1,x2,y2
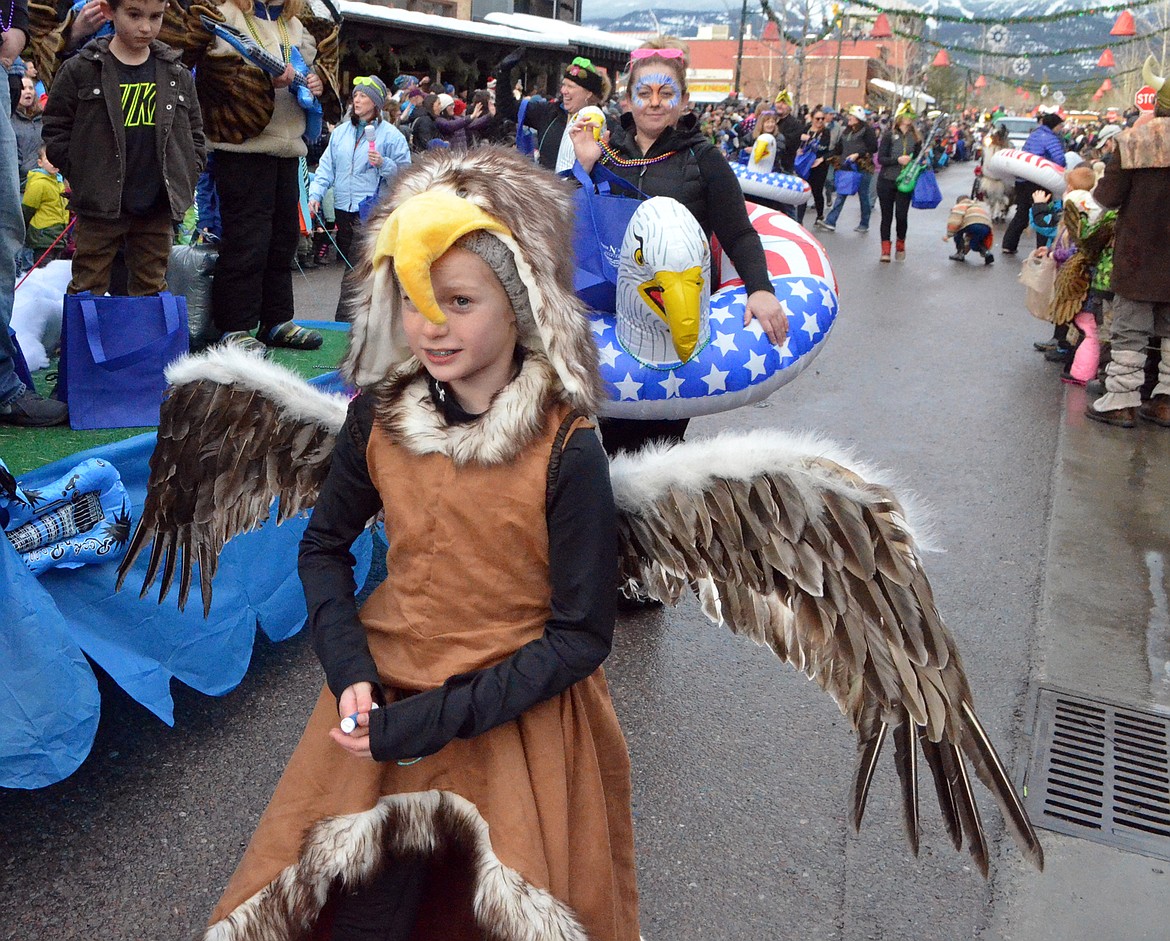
[{"x1": 3, "y1": 166, "x2": 1169, "y2": 939}]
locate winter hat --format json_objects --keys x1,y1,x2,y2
[
  {"x1": 1040, "y1": 112, "x2": 1064, "y2": 130},
  {"x1": 563, "y1": 56, "x2": 607, "y2": 98},
  {"x1": 353, "y1": 75, "x2": 388, "y2": 111},
  {"x1": 393, "y1": 74, "x2": 418, "y2": 91},
  {"x1": 849, "y1": 105, "x2": 867, "y2": 121},
  {"x1": 437, "y1": 93, "x2": 456, "y2": 114},
  {"x1": 1096, "y1": 123, "x2": 1122, "y2": 144}
]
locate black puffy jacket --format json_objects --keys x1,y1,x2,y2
[{"x1": 599, "y1": 111, "x2": 774, "y2": 297}]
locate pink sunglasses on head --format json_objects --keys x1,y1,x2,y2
[{"x1": 629, "y1": 48, "x2": 685, "y2": 61}]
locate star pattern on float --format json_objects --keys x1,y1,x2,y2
[{"x1": 588, "y1": 276, "x2": 837, "y2": 405}]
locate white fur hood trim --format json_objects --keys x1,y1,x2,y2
[{"x1": 204, "y1": 791, "x2": 589, "y2": 941}]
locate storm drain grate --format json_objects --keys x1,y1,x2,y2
[{"x1": 1023, "y1": 686, "x2": 1170, "y2": 860}]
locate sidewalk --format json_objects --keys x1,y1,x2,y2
[{"x1": 994, "y1": 382, "x2": 1170, "y2": 940}]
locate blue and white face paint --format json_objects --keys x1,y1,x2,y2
[{"x1": 632, "y1": 73, "x2": 682, "y2": 110}]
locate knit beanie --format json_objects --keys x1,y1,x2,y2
[
  {"x1": 354, "y1": 75, "x2": 388, "y2": 111},
  {"x1": 454, "y1": 230, "x2": 536, "y2": 341}
]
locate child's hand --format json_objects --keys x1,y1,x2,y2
[
  {"x1": 329, "y1": 682, "x2": 376, "y2": 759},
  {"x1": 1032, "y1": 190, "x2": 1051, "y2": 204}
]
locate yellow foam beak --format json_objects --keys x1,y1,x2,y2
[
  {"x1": 639, "y1": 266, "x2": 705, "y2": 362},
  {"x1": 371, "y1": 190, "x2": 512, "y2": 325},
  {"x1": 752, "y1": 138, "x2": 770, "y2": 164}
]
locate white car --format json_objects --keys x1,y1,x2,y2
[{"x1": 993, "y1": 116, "x2": 1038, "y2": 148}]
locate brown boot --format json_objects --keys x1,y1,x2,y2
[
  {"x1": 880, "y1": 240, "x2": 892, "y2": 262},
  {"x1": 1139, "y1": 394, "x2": 1170, "y2": 427},
  {"x1": 895, "y1": 239, "x2": 906, "y2": 260},
  {"x1": 1085, "y1": 404, "x2": 1137, "y2": 428}
]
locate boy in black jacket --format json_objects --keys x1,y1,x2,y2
[{"x1": 43, "y1": 0, "x2": 205, "y2": 296}]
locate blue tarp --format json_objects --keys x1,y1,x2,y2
[{"x1": 0, "y1": 365, "x2": 372, "y2": 789}]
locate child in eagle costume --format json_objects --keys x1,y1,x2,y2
[{"x1": 119, "y1": 148, "x2": 1044, "y2": 940}]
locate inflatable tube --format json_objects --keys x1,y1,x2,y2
[
  {"x1": 590, "y1": 201, "x2": 837, "y2": 420},
  {"x1": 1, "y1": 457, "x2": 131, "y2": 575},
  {"x1": 984, "y1": 148, "x2": 1066, "y2": 194},
  {"x1": 732, "y1": 163, "x2": 812, "y2": 206}
]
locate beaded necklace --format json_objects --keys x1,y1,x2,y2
[
  {"x1": 1, "y1": 0, "x2": 16, "y2": 33},
  {"x1": 243, "y1": 6, "x2": 291, "y2": 65},
  {"x1": 599, "y1": 140, "x2": 679, "y2": 168}
]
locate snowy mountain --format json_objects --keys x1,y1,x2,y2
[{"x1": 581, "y1": 1, "x2": 1138, "y2": 83}]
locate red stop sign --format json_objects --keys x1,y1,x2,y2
[{"x1": 1136, "y1": 85, "x2": 1157, "y2": 111}]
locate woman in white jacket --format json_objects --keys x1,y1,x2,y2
[{"x1": 309, "y1": 75, "x2": 411, "y2": 320}]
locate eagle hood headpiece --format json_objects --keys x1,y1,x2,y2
[{"x1": 342, "y1": 147, "x2": 603, "y2": 413}]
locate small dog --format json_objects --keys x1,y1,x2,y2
[{"x1": 11, "y1": 259, "x2": 71, "y2": 371}]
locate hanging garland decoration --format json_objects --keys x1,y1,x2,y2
[
  {"x1": 864, "y1": 19, "x2": 1170, "y2": 57},
  {"x1": 959, "y1": 62, "x2": 1143, "y2": 94},
  {"x1": 846, "y1": 0, "x2": 1165, "y2": 28}
]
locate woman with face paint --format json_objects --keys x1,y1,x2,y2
[{"x1": 571, "y1": 38, "x2": 789, "y2": 456}]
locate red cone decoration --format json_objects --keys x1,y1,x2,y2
[
  {"x1": 1101, "y1": 77, "x2": 1114, "y2": 91},
  {"x1": 931, "y1": 48, "x2": 951, "y2": 67},
  {"x1": 870, "y1": 12, "x2": 893, "y2": 39},
  {"x1": 974, "y1": 74, "x2": 987, "y2": 88},
  {"x1": 1111, "y1": 10, "x2": 1136, "y2": 36},
  {"x1": 1097, "y1": 48, "x2": 1115, "y2": 68},
  {"x1": 1093, "y1": 89, "x2": 1105, "y2": 101}
]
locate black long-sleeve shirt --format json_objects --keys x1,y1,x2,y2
[{"x1": 297, "y1": 386, "x2": 618, "y2": 763}]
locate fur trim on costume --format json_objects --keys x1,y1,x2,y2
[
  {"x1": 341, "y1": 146, "x2": 603, "y2": 414},
  {"x1": 371, "y1": 352, "x2": 565, "y2": 465},
  {"x1": 1117, "y1": 118, "x2": 1170, "y2": 170},
  {"x1": 204, "y1": 791, "x2": 589, "y2": 941},
  {"x1": 166, "y1": 346, "x2": 350, "y2": 433}
]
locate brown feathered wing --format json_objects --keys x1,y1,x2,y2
[
  {"x1": 610, "y1": 430, "x2": 1044, "y2": 876},
  {"x1": 115, "y1": 347, "x2": 350, "y2": 617}
]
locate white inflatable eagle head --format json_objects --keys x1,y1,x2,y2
[
  {"x1": 616, "y1": 197, "x2": 712, "y2": 367},
  {"x1": 749, "y1": 133, "x2": 777, "y2": 174}
]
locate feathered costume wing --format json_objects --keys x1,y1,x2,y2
[
  {"x1": 611, "y1": 431, "x2": 1044, "y2": 875},
  {"x1": 115, "y1": 347, "x2": 349, "y2": 616}
]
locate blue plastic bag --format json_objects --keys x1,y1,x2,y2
[
  {"x1": 834, "y1": 168, "x2": 861, "y2": 196},
  {"x1": 571, "y1": 163, "x2": 647, "y2": 311},
  {"x1": 794, "y1": 144, "x2": 817, "y2": 180},
  {"x1": 911, "y1": 169, "x2": 943, "y2": 209},
  {"x1": 58, "y1": 292, "x2": 189, "y2": 430},
  {"x1": 515, "y1": 98, "x2": 537, "y2": 159}
]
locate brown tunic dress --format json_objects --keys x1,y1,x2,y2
[{"x1": 207, "y1": 405, "x2": 639, "y2": 941}]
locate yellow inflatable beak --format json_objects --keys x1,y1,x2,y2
[
  {"x1": 639, "y1": 266, "x2": 705, "y2": 362},
  {"x1": 372, "y1": 190, "x2": 512, "y2": 325},
  {"x1": 752, "y1": 138, "x2": 769, "y2": 165}
]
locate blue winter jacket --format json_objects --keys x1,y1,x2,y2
[
  {"x1": 1022, "y1": 125, "x2": 1067, "y2": 168},
  {"x1": 309, "y1": 116, "x2": 411, "y2": 211}
]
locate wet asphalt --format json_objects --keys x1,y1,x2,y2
[{"x1": 3, "y1": 167, "x2": 1169, "y2": 939}]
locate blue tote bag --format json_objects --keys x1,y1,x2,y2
[
  {"x1": 794, "y1": 144, "x2": 817, "y2": 180},
  {"x1": 911, "y1": 169, "x2": 942, "y2": 209},
  {"x1": 834, "y1": 167, "x2": 861, "y2": 195},
  {"x1": 571, "y1": 162, "x2": 646, "y2": 310},
  {"x1": 59, "y1": 292, "x2": 189, "y2": 430}
]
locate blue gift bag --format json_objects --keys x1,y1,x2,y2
[
  {"x1": 794, "y1": 144, "x2": 817, "y2": 180},
  {"x1": 911, "y1": 169, "x2": 943, "y2": 209},
  {"x1": 571, "y1": 163, "x2": 646, "y2": 311},
  {"x1": 834, "y1": 168, "x2": 861, "y2": 195},
  {"x1": 59, "y1": 292, "x2": 189, "y2": 430}
]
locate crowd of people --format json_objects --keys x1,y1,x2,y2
[{"x1": 4, "y1": 0, "x2": 1170, "y2": 933}]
